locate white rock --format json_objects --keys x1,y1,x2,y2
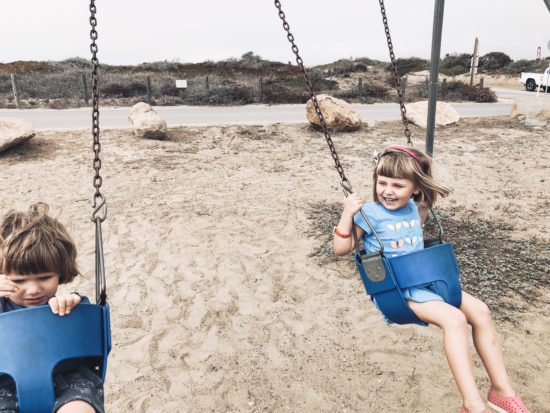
[
  {"x1": 405, "y1": 101, "x2": 460, "y2": 129},
  {"x1": 128, "y1": 102, "x2": 167, "y2": 139},
  {"x1": 510, "y1": 100, "x2": 550, "y2": 121},
  {"x1": 0, "y1": 118, "x2": 35, "y2": 152},
  {"x1": 306, "y1": 94, "x2": 362, "y2": 131}
]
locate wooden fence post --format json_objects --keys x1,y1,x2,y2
[
  {"x1": 401, "y1": 75, "x2": 408, "y2": 97},
  {"x1": 259, "y1": 77, "x2": 263, "y2": 102},
  {"x1": 358, "y1": 78, "x2": 363, "y2": 96},
  {"x1": 205, "y1": 76, "x2": 209, "y2": 90},
  {"x1": 10, "y1": 74, "x2": 21, "y2": 109},
  {"x1": 425, "y1": 75, "x2": 429, "y2": 96},
  {"x1": 81, "y1": 73, "x2": 89, "y2": 105},
  {"x1": 441, "y1": 78, "x2": 447, "y2": 96},
  {"x1": 479, "y1": 77, "x2": 484, "y2": 88},
  {"x1": 146, "y1": 76, "x2": 152, "y2": 104}
]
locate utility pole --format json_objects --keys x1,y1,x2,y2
[
  {"x1": 425, "y1": 0, "x2": 445, "y2": 157},
  {"x1": 470, "y1": 37, "x2": 479, "y2": 86}
]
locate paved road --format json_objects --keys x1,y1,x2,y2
[{"x1": 0, "y1": 96, "x2": 523, "y2": 131}]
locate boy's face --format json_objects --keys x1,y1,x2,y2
[
  {"x1": 6, "y1": 272, "x2": 59, "y2": 307},
  {"x1": 376, "y1": 175, "x2": 419, "y2": 211}
]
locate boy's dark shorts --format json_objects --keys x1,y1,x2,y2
[{"x1": 0, "y1": 366, "x2": 104, "y2": 413}]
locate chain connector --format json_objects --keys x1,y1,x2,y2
[
  {"x1": 92, "y1": 193, "x2": 107, "y2": 223},
  {"x1": 340, "y1": 180, "x2": 353, "y2": 196}
]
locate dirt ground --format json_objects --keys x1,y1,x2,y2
[{"x1": 0, "y1": 117, "x2": 548, "y2": 412}]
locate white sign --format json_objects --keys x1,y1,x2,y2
[{"x1": 175, "y1": 79, "x2": 188, "y2": 88}]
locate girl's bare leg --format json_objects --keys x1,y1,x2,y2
[
  {"x1": 57, "y1": 400, "x2": 96, "y2": 413},
  {"x1": 459, "y1": 291, "x2": 515, "y2": 397},
  {"x1": 408, "y1": 300, "x2": 487, "y2": 412}
]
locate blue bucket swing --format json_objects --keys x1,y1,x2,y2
[
  {"x1": 274, "y1": 0, "x2": 462, "y2": 325},
  {"x1": 353, "y1": 207, "x2": 462, "y2": 325},
  {"x1": 0, "y1": 2, "x2": 111, "y2": 411}
]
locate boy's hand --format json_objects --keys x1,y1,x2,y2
[
  {"x1": 48, "y1": 293, "x2": 81, "y2": 316},
  {"x1": 0, "y1": 274, "x2": 20, "y2": 298},
  {"x1": 343, "y1": 193, "x2": 363, "y2": 217}
]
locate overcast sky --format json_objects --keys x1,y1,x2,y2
[{"x1": 2, "y1": 1, "x2": 549, "y2": 66}]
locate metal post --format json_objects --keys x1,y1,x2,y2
[
  {"x1": 10, "y1": 74, "x2": 21, "y2": 109},
  {"x1": 358, "y1": 78, "x2": 363, "y2": 96},
  {"x1": 425, "y1": 0, "x2": 445, "y2": 157},
  {"x1": 259, "y1": 77, "x2": 263, "y2": 102}
]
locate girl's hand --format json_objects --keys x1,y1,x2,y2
[
  {"x1": 343, "y1": 193, "x2": 363, "y2": 217},
  {"x1": 0, "y1": 274, "x2": 20, "y2": 298},
  {"x1": 48, "y1": 293, "x2": 81, "y2": 316}
]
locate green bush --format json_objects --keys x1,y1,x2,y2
[
  {"x1": 478, "y1": 52, "x2": 512, "y2": 72},
  {"x1": 501, "y1": 58, "x2": 550, "y2": 75},
  {"x1": 334, "y1": 81, "x2": 389, "y2": 103},
  {"x1": 182, "y1": 85, "x2": 255, "y2": 105},
  {"x1": 440, "y1": 53, "x2": 471, "y2": 75},
  {"x1": 386, "y1": 57, "x2": 429, "y2": 77}
]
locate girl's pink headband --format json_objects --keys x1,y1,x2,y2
[{"x1": 384, "y1": 145, "x2": 422, "y2": 166}]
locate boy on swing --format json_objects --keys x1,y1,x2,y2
[{"x1": 0, "y1": 203, "x2": 104, "y2": 413}]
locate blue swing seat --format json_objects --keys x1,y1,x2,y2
[
  {"x1": 355, "y1": 242, "x2": 462, "y2": 325},
  {"x1": 0, "y1": 303, "x2": 111, "y2": 413}
]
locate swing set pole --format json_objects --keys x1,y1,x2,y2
[{"x1": 425, "y1": 0, "x2": 445, "y2": 157}]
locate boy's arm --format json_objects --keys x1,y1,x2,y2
[{"x1": 48, "y1": 293, "x2": 82, "y2": 316}]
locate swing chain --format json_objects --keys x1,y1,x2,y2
[
  {"x1": 274, "y1": 0, "x2": 352, "y2": 192},
  {"x1": 89, "y1": 0, "x2": 106, "y2": 222},
  {"x1": 378, "y1": 0, "x2": 412, "y2": 146}
]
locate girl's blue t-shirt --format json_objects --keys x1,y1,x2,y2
[{"x1": 353, "y1": 199, "x2": 423, "y2": 257}]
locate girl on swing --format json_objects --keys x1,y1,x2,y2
[
  {"x1": 333, "y1": 146, "x2": 531, "y2": 413},
  {"x1": 0, "y1": 203, "x2": 104, "y2": 413}
]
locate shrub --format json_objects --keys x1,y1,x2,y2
[
  {"x1": 501, "y1": 58, "x2": 550, "y2": 75},
  {"x1": 386, "y1": 57, "x2": 429, "y2": 77},
  {"x1": 182, "y1": 85, "x2": 255, "y2": 105},
  {"x1": 440, "y1": 53, "x2": 471, "y2": 76},
  {"x1": 441, "y1": 81, "x2": 496, "y2": 102},
  {"x1": 334, "y1": 81, "x2": 389, "y2": 103},
  {"x1": 478, "y1": 52, "x2": 512, "y2": 72},
  {"x1": 102, "y1": 81, "x2": 147, "y2": 98},
  {"x1": 262, "y1": 86, "x2": 309, "y2": 104}
]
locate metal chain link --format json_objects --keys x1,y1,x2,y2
[
  {"x1": 274, "y1": 0, "x2": 352, "y2": 194},
  {"x1": 89, "y1": 0, "x2": 107, "y2": 305},
  {"x1": 89, "y1": 0, "x2": 107, "y2": 222},
  {"x1": 378, "y1": 0, "x2": 412, "y2": 145}
]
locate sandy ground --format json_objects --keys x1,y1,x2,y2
[{"x1": 0, "y1": 117, "x2": 548, "y2": 412}]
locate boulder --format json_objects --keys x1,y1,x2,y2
[
  {"x1": 405, "y1": 101, "x2": 460, "y2": 129},
  {"x1": 128, "y1": 102, "x2": 167, "y2": 139},
  {"x1": 306, "y1": 94, "x2": 362, "y2": 131},
  {"x1": 0, "y1": 118, "x2": 35, "y2": 152},
  {"x1": 510, "y1": 100, "x2": 550, "y2": 121}
]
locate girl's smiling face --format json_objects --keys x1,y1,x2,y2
[
  {"x1": 7, "y1": 272, "x2": 59, "y2": 307},
  {"x1": 376, "y1": 175, "x2": 419, "y2": 210}
]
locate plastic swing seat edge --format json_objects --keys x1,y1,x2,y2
[
  {"x1": 0, "y1": 303, "x2": 111, "y2": 413},
  {"x1": 355, "y1": 242, "x2": 462, "y2": 325}
]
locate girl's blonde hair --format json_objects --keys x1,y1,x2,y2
[
  {"x1": 373, "y1": 146, "x2": 450, "y2": 208},
  {"x1": 0, "y1": 203, "x2": 79, "y2": 284}
]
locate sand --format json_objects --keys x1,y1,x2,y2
[{"x1": 0, "y1": 117, "x2": 548, "y2": 412}]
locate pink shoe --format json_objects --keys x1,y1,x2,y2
[{"x1": 487, "y1": 389, "x2": 531, "y2": 413}]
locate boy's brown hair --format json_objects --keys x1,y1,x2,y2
[{"x1": 0, "y1": 203, "x2": 79, "y2": 283}]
